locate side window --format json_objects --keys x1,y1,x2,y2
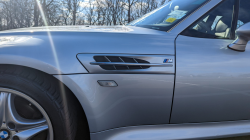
[
  {"x1": 181, "y1": 0, "x2": 235, "y2": 39},
  {"x1": 237, "y1": 0, "x2": 250, "y2": 29}
]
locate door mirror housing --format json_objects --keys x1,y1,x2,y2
[{"x1": 228, "y1": 22, "x2": 250, "y2": 52}]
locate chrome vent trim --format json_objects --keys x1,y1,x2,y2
[
  {"x1": 77, "y1": 54, "x2": 175, "y2": 74},
  {"x1": 90, "y1": 62, "x2": 173, "y2": 67}
]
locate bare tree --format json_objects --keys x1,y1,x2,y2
[
  {"x1": 0, "y1": 0, "x2": 169, "y2": 31},
  {"x1": 61, "y1": 0, "x2": 81, "y2": 25}
]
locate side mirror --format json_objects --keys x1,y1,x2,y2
[{"x1": 228, "y1": 22, "x2": 250, "y2": 52}]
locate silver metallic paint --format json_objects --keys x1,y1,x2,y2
[
  {"x1": 171, "y1": 35, "x2": 250, "y2": 123},
  {"x1": 91, "y1": 120, "x2": 250, "y2": 140},
  {"x1": 54, "y1": 74, "x2": 174, "y2": 132},
  {"x1": 0, "y1": 26, "x2": 175, "y2": 74},
  {"x1": 0, "y1": 26, "x2": 177, "y2": 135},
  {"x1": 1, "y1": 0, "x2": 250, "y2": 139}
]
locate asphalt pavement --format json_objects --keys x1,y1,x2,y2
[{"x1": 212, "y1": 136, "x2": 250, "y2": 140}]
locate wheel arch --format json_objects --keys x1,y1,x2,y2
[
  {"x1": 0, "y1": 55, "x2": 64, "y2": 74},
  {"x1": 0, "y1": 64, "x2": 91, "y2": 138}
]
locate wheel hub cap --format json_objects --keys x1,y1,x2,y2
[{"x1": 0, "y1": 129, "x2": 10, "y2": 140}]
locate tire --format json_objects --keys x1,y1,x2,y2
[{"x1": 0, "y1": 65, "x2": 79, "y2": 140}]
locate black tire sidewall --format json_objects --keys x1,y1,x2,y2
[{"x1": 0, "y1": 72, "x2": 73, "y2": 140}]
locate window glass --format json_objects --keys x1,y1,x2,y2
[
  {"x1": 237, "y1": 0, "x2": 250, "y2": 28},
  {"x1": 181, "y1": 0, "x2": 235, "y2": 39},
  {"x1": 127, "y1": 0, "x2": 208, "y2": 31}
]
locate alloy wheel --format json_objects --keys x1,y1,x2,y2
[{"x1": 0, "y1": 88, "x2": 53, "y2": 140}]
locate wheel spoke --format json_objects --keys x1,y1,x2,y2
[
  {"x1": 10, "y1": 117, "x2": 46, "y2": 131},
  {"x1": 4, "y1": 93, "x2": 46, "y2": 131},
  {"x1": 0, "y1": 92, "x2": 8, "y2": 128},
  {"x1": 13, "y1": 125, "x2": 48, "y2": 140}
]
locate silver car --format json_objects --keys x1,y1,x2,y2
[{"x1": 0, "y1": 0, "x2": 250, "y2": 140}]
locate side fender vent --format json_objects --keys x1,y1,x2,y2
[
  {"x1": 77, "y1": 53, "x2": 175, "y2": 74},
  {"x1": 93, "y1": 56, "x2": 150, "y2": 70}
]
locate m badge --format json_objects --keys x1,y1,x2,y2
[{"x1": 163, "y1": 59, "x2": 173, "y2": 63}]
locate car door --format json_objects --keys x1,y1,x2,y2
[{"x1": 171, "y1": 0, "x2": 250, "y2": 123}]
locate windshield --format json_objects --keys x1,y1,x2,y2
[{"x1": 127, "y1": 0, "x2": 208, "y2": 31}]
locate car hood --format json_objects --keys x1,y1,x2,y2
[
  {"x1": 0, "y1": 26, "x2": 177, "y2": 74},
  {"x1": 0, "y1": 26, "x2": 166, "y2": 35}
]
